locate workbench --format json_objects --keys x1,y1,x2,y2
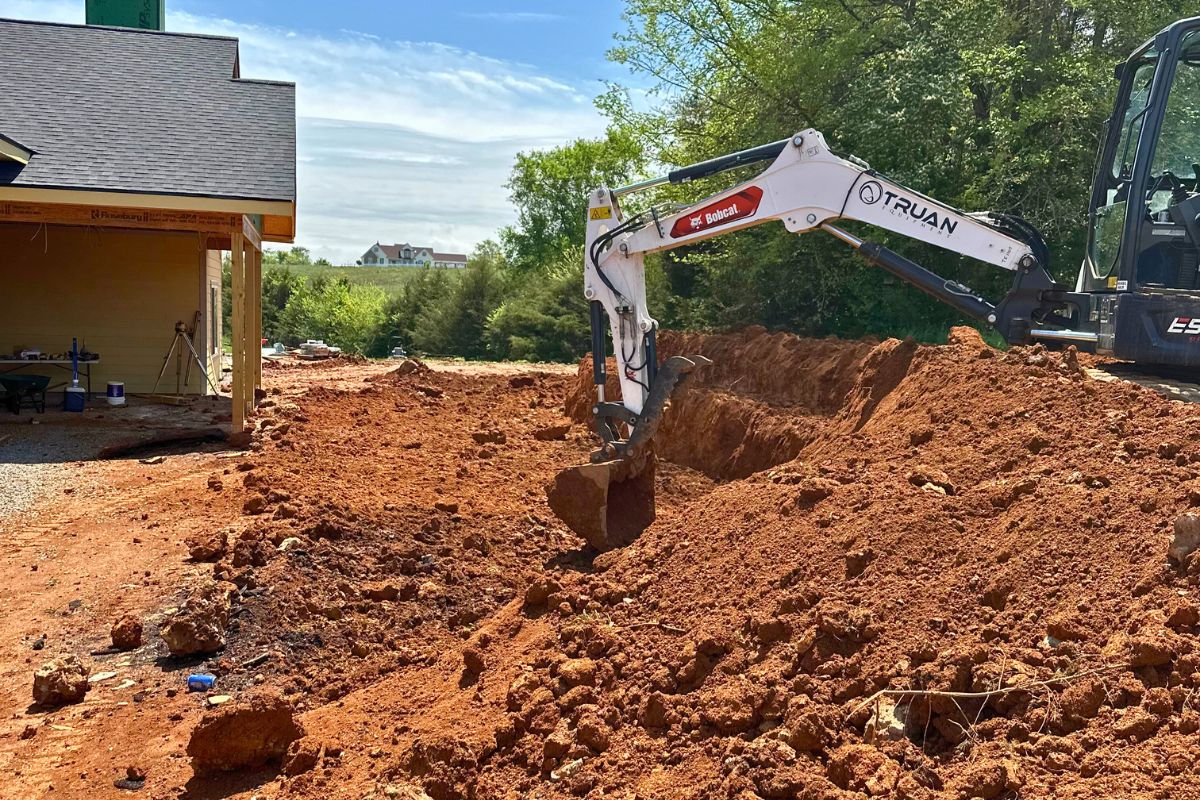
[{"x1": 0, "y1": 359, "x2": 99, "y2": 397}]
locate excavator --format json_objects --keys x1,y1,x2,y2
[{"x1": 548, "y1": 16, "x2": 1200, "y2": 549}]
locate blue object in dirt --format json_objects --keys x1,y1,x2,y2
[{"x1": 187, "y1": 673, "x2": 216, "y2": 692}]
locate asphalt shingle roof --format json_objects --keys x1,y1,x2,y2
[{"x1": 0, "y1": 18, "x2": 296, "y2": 203}]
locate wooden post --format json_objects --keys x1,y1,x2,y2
[
  {"x1": 242, "y1": 239, "x2": 254, "y2": 421},
  {"x1": 252, "y1": 247, "x2": 263, "y2": 396},
  {"x1": 231, "y1": 231, "x2": 246, "y2": 435}
]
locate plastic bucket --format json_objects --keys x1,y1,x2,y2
[
  {"x1": 64, "y1": 386, "x2": 86, "y2": 412},
  {"x1": 106, "y1": 381, "x2": 126, "y2": 406}
]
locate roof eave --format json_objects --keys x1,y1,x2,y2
[
  {"x1": 0, "y1": 184, "x2": 294, "y2": 218},
  {"x1": 0, "y1": 133, "x2": 32, "y2": 165}
]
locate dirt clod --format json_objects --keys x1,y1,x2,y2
[
  {"x1": 186, "y1": 529, "x2": 228, "y2": 562},
  {"x1": 32, "y1": 655, "x2": 89, "y2": 707},
  {"x1": 186, "y1": 691, "x2": 304, "y2": 776},
  {"x1": 159, "y1": 582, "x2": 235, "y2": 656},
  {"x1": 110, "y1": 614, "x2": 143, "y2": 650},
  {"x1": 1169, "y1": 513, "x2": 1200, "y2": 564}
]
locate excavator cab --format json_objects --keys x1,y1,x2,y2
[{"x1": 1081, "y1": 17, "x2": 1200, "y2": 365}]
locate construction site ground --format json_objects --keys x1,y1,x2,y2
[{"x1": 3, "y1": 331, "x2": 1200, "y2": 800}]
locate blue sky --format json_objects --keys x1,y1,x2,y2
[{"x1": 0, "y1": 0, "x2": 631, "y2": 262}]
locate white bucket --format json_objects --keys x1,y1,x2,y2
[{"x1": 106, "y1": 381, "x2": 126, "y2": 406}]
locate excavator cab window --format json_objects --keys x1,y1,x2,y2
[
  {"x1": 1084, "y1": 23, "x2": 1200, "y2": 293},
  {"x1": 1090, "y1": 59, "x2": 1155, "y2": 284},
  {"x1": 1140, "y1": 30, "x2": 1200, "y2": 290}
]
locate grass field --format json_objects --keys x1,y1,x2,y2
[{"x1": 285, "y1": 264, "x2": 457, "y2": 296}]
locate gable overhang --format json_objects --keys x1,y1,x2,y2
[
  {"x1": 0, "y1": 185, "x2": 295, "y2": 242},
  {"x1": 0, "y1": 134, "x2": 32, "y2": 165}
]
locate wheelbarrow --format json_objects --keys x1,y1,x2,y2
[{"x1": 1, "y1": 374, "x2": 51, "y2": 414}]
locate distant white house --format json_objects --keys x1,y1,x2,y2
[{"x1": 359, "y1": 242, "x2": 468, "y2": 269}]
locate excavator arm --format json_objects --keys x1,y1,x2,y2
[{"x1": 549, "y1": 129, "x2": 1080, "y2": 548}]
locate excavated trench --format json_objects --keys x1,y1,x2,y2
[{"x1": 565, "y1": 327, "x2": 915, "y2": 480}]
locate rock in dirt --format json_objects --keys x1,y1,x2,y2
[
  {"x1": 1169, "y1": 513, "x2": 1200, "y2": 565},
  {"x1": 462, "y1": 646, "x2": 486, "y2": 675},
  {"x1": 159, "y1": 582, "x2": 235, "y2": 657},
  {"x1": 382, "y1": 784, "x2": 434, "y2": 800},
  {"x1": 393, "y1": 358, "x2": 425, "y2": 377},
  {"x1": 110, "y1": 614, "x2": 143, "y2": 650},
  {"x1": 908, "y1": 466, "x2": 955, "y2": 495},
  {"x1": 1056, "y1": 678, "x2": 1105, "y2": 731},
  {"x1": 1103, "y1": 630, "x2": 1180, "y2": 667},
  {"x1": 243, "y1": 494, "x2": 268, "y2": 515},
  {"x1": 113, "y1": 766, "x2": 147, "y2": 791},
  {"x1": 827, "y1": 744, "x2": 901, "y2": 795},
  {"x1": 948, "y1": 759, "x2": 1018, "y2": 800},
  {"x1": 277, "y1": 537, "x2": 304, "y2": 553},
  {"x1": 187, "y1": 691, "x2": 304, "y2": 776},
  {"x1": 523, "y1": 577, "x2": 561, "y2": 608},
  {"x1": 1045, "y1": 611, "x2": 1090, "y2": 642},
  {"x1": 863, "y1": 697, "x2": 908, "y2": 744},
  {"x1": 784, "y1": 702, "x2": 835, "y2": 752},
  {"x1": 186, "y1": 530, "x2": 228, "y2": 562},
  {"x1": 32, "y1": 655, "x2": 90, "y2": 707},
  {"x1": 533, "y1": 423, "x2": 572, "y2": 441},
  {"x1": 1113, "y1": 706, "x2": 1160, "y2": 741},
  {"x1": 557, "y1": 658, "x2": 598, "y2": 688},
  {"x1": 283, "y1": 737, "x2": 327, "y2": 776},
  {"x1": 575, "y1": 708, "x2": 612, "y2": 752}
]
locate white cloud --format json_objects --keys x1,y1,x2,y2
[
  {"x1": 459, "y1": 12, "x2": 564, "y2": 22},
  {"x1": 0, "y1": 0, "x2": 607, "y2": 262}
]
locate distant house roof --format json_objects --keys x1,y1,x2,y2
[
  {"x1": 0, "y1": 18, "x2": 296, "y2": 204},
  {"x1": 377, "y1": 243, "x2": 431, "y2": 259},
  {"x1": 371, "y1": 243, "x2": 465, "y2": 262}
]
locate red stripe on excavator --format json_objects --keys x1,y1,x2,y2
[{"x1": 670, "y1": 186, "x2": 763, "y2": 238}]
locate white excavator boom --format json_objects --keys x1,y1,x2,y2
[{"x1": 583, "y1": 129, "x2": 1038, "y2": 416}]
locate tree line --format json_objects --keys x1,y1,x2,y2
[{"x1": 238, "y1": 1, "x2": 1192, "y2": 360}]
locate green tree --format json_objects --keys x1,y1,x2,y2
[
  {"x1": 488, "y1": 251, "x2": 591, "y2": 361},
  {"x1": 604, "y1": 0, "x2": 1190, "y2": 339},
  {"x1": 502, "y1": 127, "x2": 647, "y2": 274},
  {"x1": 278, "y1": 279, "x2": 387, "y2": 355},
  {"x1": 414, "y1": 242, "x2": 507, "y2": 357},
  {"x1": 261, "y1": 266, "x2": 306, "y2": 342},
  {"x1": 389, "y1": 267, "x2": 455, "y2": 353}
]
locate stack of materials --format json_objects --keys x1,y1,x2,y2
[{"x1": 296, "y1": 340, "x2": 342, "y2": 360}]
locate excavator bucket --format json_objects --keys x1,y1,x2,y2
[
  {"x1": 547, "y1": 354, "x2": 710, "y2": 550},
  {"x1": 547, "y1": 456, "x2": 656, "y2": 550}
]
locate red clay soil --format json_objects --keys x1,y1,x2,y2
[{"x1": 5, "y1": 330, "x2": 1200, "y2": 799}]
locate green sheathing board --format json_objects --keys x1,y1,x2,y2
[{"x1": 85, "y1": 0, "x2": 165, "y2": 31}]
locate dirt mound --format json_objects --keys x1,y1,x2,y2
[
  {"x1": 296, "y1": 327, "x2": 1200, "y2": 799},
  {"x1": 521, "y1": 328, "x2": 1200, "y2": 798},
  {"x1": 23, "y1": 328, "x2": 1200, "y2": 799},
  {"x1": 262, "y1": 353, "x2": 367, "y2": 371}
]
